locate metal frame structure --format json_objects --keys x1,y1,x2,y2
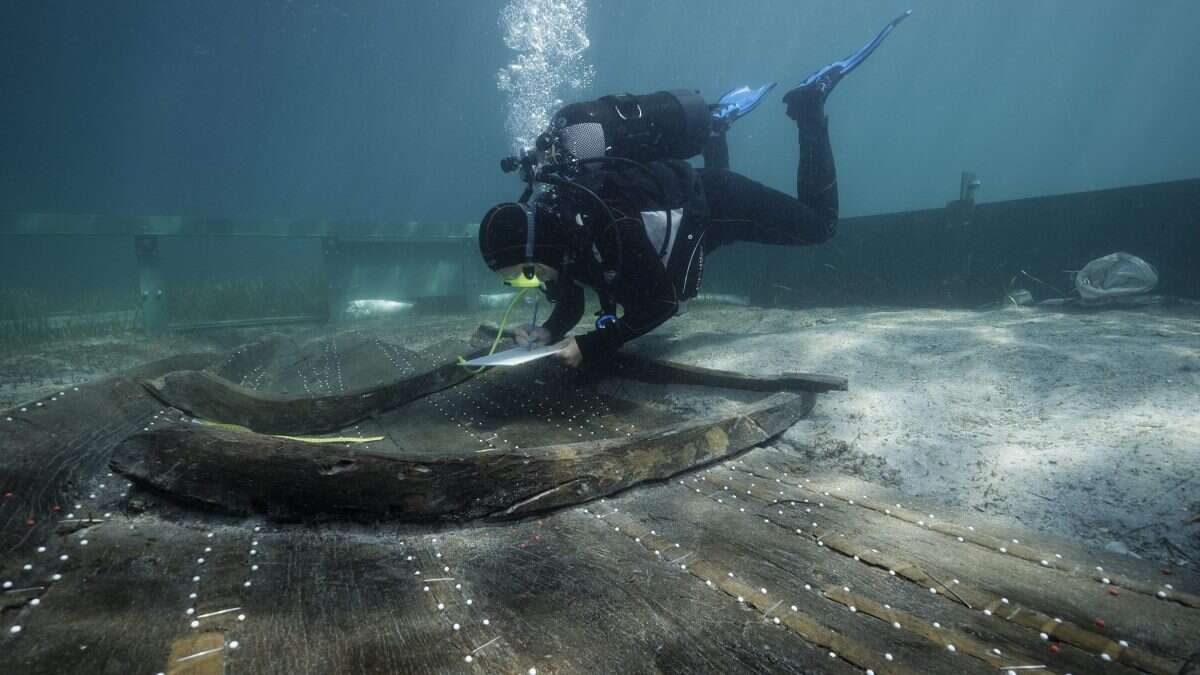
[
  {"x1": 6, "y1": 173, "x2": 1200, "y2": 334},
  {"x1": 0, "y1": 215, "x2": 481, "y2": 333}
]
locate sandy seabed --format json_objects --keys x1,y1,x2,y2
[
  {"x1": 3, "y1": 302, "x2": 1198, "y2": 566},
  {"x1": 647, "y1": 303, "x2": 1200, "y2": 567}
]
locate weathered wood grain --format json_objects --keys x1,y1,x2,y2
[
  {"x1": 612, "y1": 352, "x2": 850, "y2": 393},
  {"x1": 0, "y1": 521, "x2": 214, "y2": 674},
  {"x1": 442, "y1": 509, "x2": 861, "y2": 675},
  {"x1": 109, "y1": 392, "x2": 814, "y2": 522},
  {"x1": 0, "y1": 353, "x2": 215, "y2": 554},
  {"x1": 6, "y1": 451, "x2": 1198, "y2": 675},
  {"x1": 725, "y1": 455, "x2": 1200, "y2": 668},
  {"x1": 473, "y1": 323, "x2": 849, "y2": 393},
  {"x1": 141, "y1": 341, "x2": 479, "y2": 435},
  {"x1": 7, "y1": 333, "x2": 1198, "y2": 675},
  {"x1": 689, "y1": 465, "x2": 1160, "y2": 675},
  {"x1": 588, "y1": 478, "x2": 998, "y2": 675}
]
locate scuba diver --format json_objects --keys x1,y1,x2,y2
[{"x1": 479, "y1": 11, "x2": 911, "y2": 368}]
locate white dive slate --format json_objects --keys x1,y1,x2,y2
[{"x1": 460, "y1": 340, "x2": 571, "y2": 367}]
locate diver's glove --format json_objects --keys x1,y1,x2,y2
[
  {"x1": 784, "y1": 9, "x2": 912, "y2": 121},
  {"x1": 514, "y1": 325, "x2": 552, "y2": 348},
  {"x1": 709, "y1": 83, "x2": 777, "y2": 134}
]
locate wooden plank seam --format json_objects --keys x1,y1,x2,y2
[
  {"x1": 583, "y1": 503, "x2": 919, "y2": 675},
  {"x1": 732, "y1": 463, "x2": 1199, "y2": 610},
  {"x1": 166, "y1": 527, "x2": 248, "y2": 675},
  {"x1": 686, "y1": 472, "x2": 1058, "y2": 675},
  {"x1": 718, "y1": 465, "x2": 1186, "y2": 675},
  {"x1": 415, "y1": 537, "x2": 519, "y2": 669}
]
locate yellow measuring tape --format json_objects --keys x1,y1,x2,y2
[{"x1": 195, "y1": 419, "x2": 384, "y2": 444}]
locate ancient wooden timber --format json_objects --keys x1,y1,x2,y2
[{"x1": 1, "y1": 327, "x2": 1196, "y2": 674}]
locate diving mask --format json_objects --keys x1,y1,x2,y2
[{"x1": 502, "y1": 264, "x2": 544, "y2": 289}]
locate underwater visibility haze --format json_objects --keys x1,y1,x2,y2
[{"x1": 1, "y1": 2, "x2": 1199, "y2": 674}]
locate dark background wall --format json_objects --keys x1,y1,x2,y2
[
  {"x1": 4, "y1": 177, "x2": 1196, "y2": 316},
  {"x1": 704, "y1": 178, "x2": 1200, "y2": 306}
]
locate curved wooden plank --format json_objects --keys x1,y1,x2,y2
[
  {"x1": 109, "y1": 392, "x2": 814, "y2": 522},
  {"x1": 473, "y1": 323, "x2": 848, "y2": 393},
  {"x1": 612, "y1": 353, "x2": 849, "y2": 393},
  {"x1": 141, "y1": 345, "x2": 480, "y2": 435}
]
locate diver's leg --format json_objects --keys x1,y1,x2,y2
[
  {"x1": 699, "y1": 169, "x2": 835, "y2": 249},
  {"x1": 699, "y1": 101, "x2": 837, "y2": 247},
  {"x1": 702, "y1": 131, "x2": 730, "y2": 171},
  {"x1": 758, "y1": 7, "x2": 913, "y2": 241},
  {"x1": 788, "y1": 90, "x2": 839, "y2": 236},
  {"x1": 702, "y1": 10, "x2": 913, "y2": 249}
]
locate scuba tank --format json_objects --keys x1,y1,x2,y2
[
  {"x1": 492, "y1": 90, "x2": 711, "y2": 313},
  {"x1": 500, "y1": 89, "x2": 712, "y2": 199},
  {"x1": 539, "y1": 89, "x2": 712, "y2": 164}
]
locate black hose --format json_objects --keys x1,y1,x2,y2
[
  {"x1": 572, "y1": 156, "x2": 673, "y2": 257},
  {"x1": 537, "y1": 175, "x2": 627, "y2": 277}
]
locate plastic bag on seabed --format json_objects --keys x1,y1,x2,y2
[{"x1": 1075, "y1": 252, "x2": 1158, "y2": 301}]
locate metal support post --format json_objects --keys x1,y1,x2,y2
[
  {"x1": 945, "y1": 171, "x2": 981, "y2": 227},
  {"x1": 135, "y1": 235, "x2": 166, "y2": 335},
  {"x1": 323, "y1": 236, "x2": 348, "y2": 322}
]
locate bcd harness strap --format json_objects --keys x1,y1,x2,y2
[{"x1": 522, "y1": 202, "x2": 536, "y2": 263}]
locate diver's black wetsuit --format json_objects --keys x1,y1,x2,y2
[
  {"x1": 540, "y1": 113, "x2": 838, "y2": 365},
  {"x1": 702, "y1": 115, "x2": 838, "y2": 249}
]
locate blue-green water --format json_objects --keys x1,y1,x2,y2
[{"x1": 2, "y1": 0, "x2": 1198, "y2": 224}]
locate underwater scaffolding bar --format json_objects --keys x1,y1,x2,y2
[
  {"x1": 0, "y1": 215, "x2": 484, "y2": 334},
  {"x1": 3, "y1": 174, "x2": 1199, "y2": 335}
]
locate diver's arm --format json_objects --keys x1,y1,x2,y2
[
  {"x1": 574, "y1": 228, "x2": 679, "y2": 364},
  {"x1": 540, "y1": 279, "x2": 585, "y2": 341},
  {"x1": 574, "y1": 279, "x2": 677, "y2": 364}
]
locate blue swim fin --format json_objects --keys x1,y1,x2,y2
[
  {"x1": 710, "y1": 83, "x2": 777, "y2": 133},
  {"x1": 786, "y1": 9, "x2": 912, "y2": 105}
]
